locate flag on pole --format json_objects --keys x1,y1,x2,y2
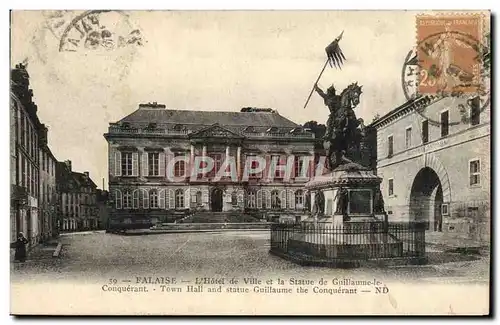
[{"x1": 325, "y1": 31, "x2": 345, "y2": 68}]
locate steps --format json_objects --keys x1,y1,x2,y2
[{"x1": 180, "y1": 212, "x2": 261, "y2": 224}]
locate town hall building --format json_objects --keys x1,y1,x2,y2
[{"x1": 104, "y1": 103, "x2": 317, "y2": 227}]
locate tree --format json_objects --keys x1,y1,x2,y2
[
  {"x1": 302, "y1": 121, "x2": 326, "y2": 150},
  {"x1": 303, "y1": 120, "x2": 326, "y2": 139}
]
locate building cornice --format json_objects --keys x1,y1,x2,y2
[{"x1": 369, "y1": 95, "x2": 440, "y2": 129}]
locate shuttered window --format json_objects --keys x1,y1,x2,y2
[{"x1": 121, "y1": 152, "x2": 133, "y2": 176}]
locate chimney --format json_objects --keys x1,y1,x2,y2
[
  {"x1": 84, "y1": 171, "x2": 89, "y2": 178},
  {"x1": 64, "y1": 160, "x2": 72, "y2": 171}
]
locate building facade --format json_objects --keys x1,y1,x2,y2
[
  {"x1": 371, "y1": 95, "x2": 490, "y2": 242},
  {"x1": 38, "y1": 125, "x2": 58, "y2": 240},
  {"x1": 104, "y1": 103, "x2": 317, "y2": 227},
  {"x1": 10, "y1": 64, "x2": 41, "y2": 246},
  {"x1": 56, "y1": 161, "x2": 100, "y2": 231},
  {"x1": 96, "y1": 189, "x2": 110, "y2": 229}
]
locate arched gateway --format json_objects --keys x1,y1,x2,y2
[{"x1": 409, "y1": 167, "x2": 443, "y2": 231}]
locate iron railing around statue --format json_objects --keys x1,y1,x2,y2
[{"x1": 269, "y1": 221, "x2": 427, "y2": 267}]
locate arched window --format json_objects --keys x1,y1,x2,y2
[
  {"x1": 174, "y1": 154, "x2": 186, "y2": 177},
  {"x1": 295, "y1": 190, "x2": 304, "y2": 208},
  {"x1": 262, "y1": 190, "x2": 270, "y2": 209},
  {"x1": 247, "y1": 191, "x2": 256, "y2": 208},
  {"x1": 150, "y1": 189, "x2": 159, "y2": 209},
  {"x1": 175, "y1": 189, "x2": 184, "y2": 209},
  {"x1": 196, "y1": 191, "x2": 202, "y2": 205},
  {"x1": 271, "y1": 190, "x2": 280, "y2": 209},
  {"x1": 123, "y1": 190, "x2": 132, "y2": 209}
]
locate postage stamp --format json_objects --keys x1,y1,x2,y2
[{"x1": 416, "y1": 14, "x2": 484, "y2": 96}]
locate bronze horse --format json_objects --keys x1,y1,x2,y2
[{"x1": 316, "y1": 82, "x2": 363, "y2": 169}]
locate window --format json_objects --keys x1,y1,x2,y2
[
  {"x1": 422, "y1": 120, "x2": 429, "y2": 144},
  {"x1": 294, "y1": 157, "x2": 304, "y2": 178},
  {"x1": 27, "y1": 163, "x2": 31, "y2": 194},
  {"x1": 175, "y1": 189, "x2": 184, "y2": 208},
  {"x1": 470, "y1": 96, "x2": 480, "y2": 126},
  {"x1": 467, "y1": 206, "x2": 479, "y2": 218},
  {"x1": 21, "y1": 156, "x2": 26, "y2": 188},
  {"x1": 174, "y1": 153, "x2": 186, "y2": 177},
  {"x1": 121, "y1": 152, "x2": 133, "y2": 176},
  {"x1": 150, "y1": 189, "x2": 158, "y2": 208},
  {"x1": 387, "y1": 135, "x2": 394, "y2": 158},
  {"x1": 295, "y1": 190, "x2": 304, "y2": 207},
  {"x1": 272, "y1": 155, "x2": 285, "y2": 179},
  {"x1": 247, "y1": 191, "x2": 256, "y2": 208},
  {"x1": 441, "y1": 203, "x2": 449, "y2": 216},
  {"x1": 247, "y1": 154, "x2": 260, "y2": 178},
  {"x1": 231, "y1": 192, "x2": 238, "y2": 205},
  {"x1": 209, "y1": 153, "x2": 222, "y2": 177},
  {"x1": 123, "y1": 190, "x2": 132, "y2": 209},
  {"x1": 469, "y1": 159, "x2": 480, "y2": 186},
  {"x1": 388, "y1": 178, "x2": 394, "y2": 196},
  {"x1": 20, "y1": 111, "x2": 25, "y2": 147},
  {"x1": 440, "y1": 110, "x2": 449, "y2": 137},
  {"x1": 261, "y1": 190, "x2": 269, "y2": 208},
  {"x1": 271, "y1": 190, "x2": 280, "y2": 209},
  {"x1": 405, "y1": 127, "x2": 412, "y2": 149},
  {"x1": 195, "y1": 191, "x2": 202, "y2": 205},
  {"x1": 148, "y1": 152, "x2": 159, "y2": 176}
]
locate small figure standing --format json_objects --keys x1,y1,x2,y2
[{"x1": 12, "y1": 232, "x2": 28, "y2": 262}]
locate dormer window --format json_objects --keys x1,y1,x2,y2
[
  {"x1": 290, "y1": 127, "x2": 303, "y2": 134},
  {"x1": 173, "y1": 124, "x2": 185, "y2": 131},
  {"x1": 244, "y1": 126, "x2": 255, "y2": 133},
  {"x1": 266, "y1": 127, "x2": 278, "y2": 133},
  {"x1": 121, "y1": 122, "x2": 130, "y2": 128},
  {"x1": 147, "y1": 123, "x2": 157, "y2": 129}
]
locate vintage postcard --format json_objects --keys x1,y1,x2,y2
[{"x1": 9, "y1": 10, "x2": 491, "y2": 315}]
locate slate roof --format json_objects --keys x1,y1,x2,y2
[
  {"x1": 116, "y1": 105, "x2": 299, "y2": 133},
  {"x1": 56, "y1": 162, "x2": 97, "y2": 192}
]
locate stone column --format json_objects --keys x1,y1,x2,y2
[
  {"x1": 225, "y1": 145, "x2": 230, "y2": 162},
  {"x1": 202, "y1": 145, "x2": 207, "y2": 178},
  {"x1": 236, "y1": 146, "x2": 242, "y2": 179},
  {"x1": 309, "y1": 151, "x2": 315, "y2": 180},
  {"x1": 190, "y1": 144, "x2": 195, "y2": 170}
]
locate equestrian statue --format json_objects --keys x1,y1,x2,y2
[{"x1": 314, "y1": 82, "x2": 364, "y2": 169}]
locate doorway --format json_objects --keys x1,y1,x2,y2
[{"x1": 210, "y1": 188, "x2": 223, "y2": 212}]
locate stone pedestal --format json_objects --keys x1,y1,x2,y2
[{"x1": 288, "y1": 161, "x2": 402, "y2": 261}]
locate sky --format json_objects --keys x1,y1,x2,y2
[{"x1": 11, "y1": 10, "x2": 419, "y2": 189}]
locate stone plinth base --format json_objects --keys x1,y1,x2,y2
[{"x1": 288, "y1": 232, "x2": 402, "y2": 259}]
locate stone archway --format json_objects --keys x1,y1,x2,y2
[
  {"x1": 409, "y1": 167, "x2": 443, "y2": 231},
  {"x1": 210, "y1": 188, "x2": 223, "y2": 212}
]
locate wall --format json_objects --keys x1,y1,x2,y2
[{"x1": 376, "y1": 96, "x2": 490, "y2": 240}]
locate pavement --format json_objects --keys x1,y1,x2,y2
[
  {"x1": 10, "y1": 230, "x2": 490, "y2": 286},
  {"x1": 12, "y1": 229, "x2": 489, "y2": 266},
  {"x1": 424, "y1": 231, "x2": 490, "y2": 255}
]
